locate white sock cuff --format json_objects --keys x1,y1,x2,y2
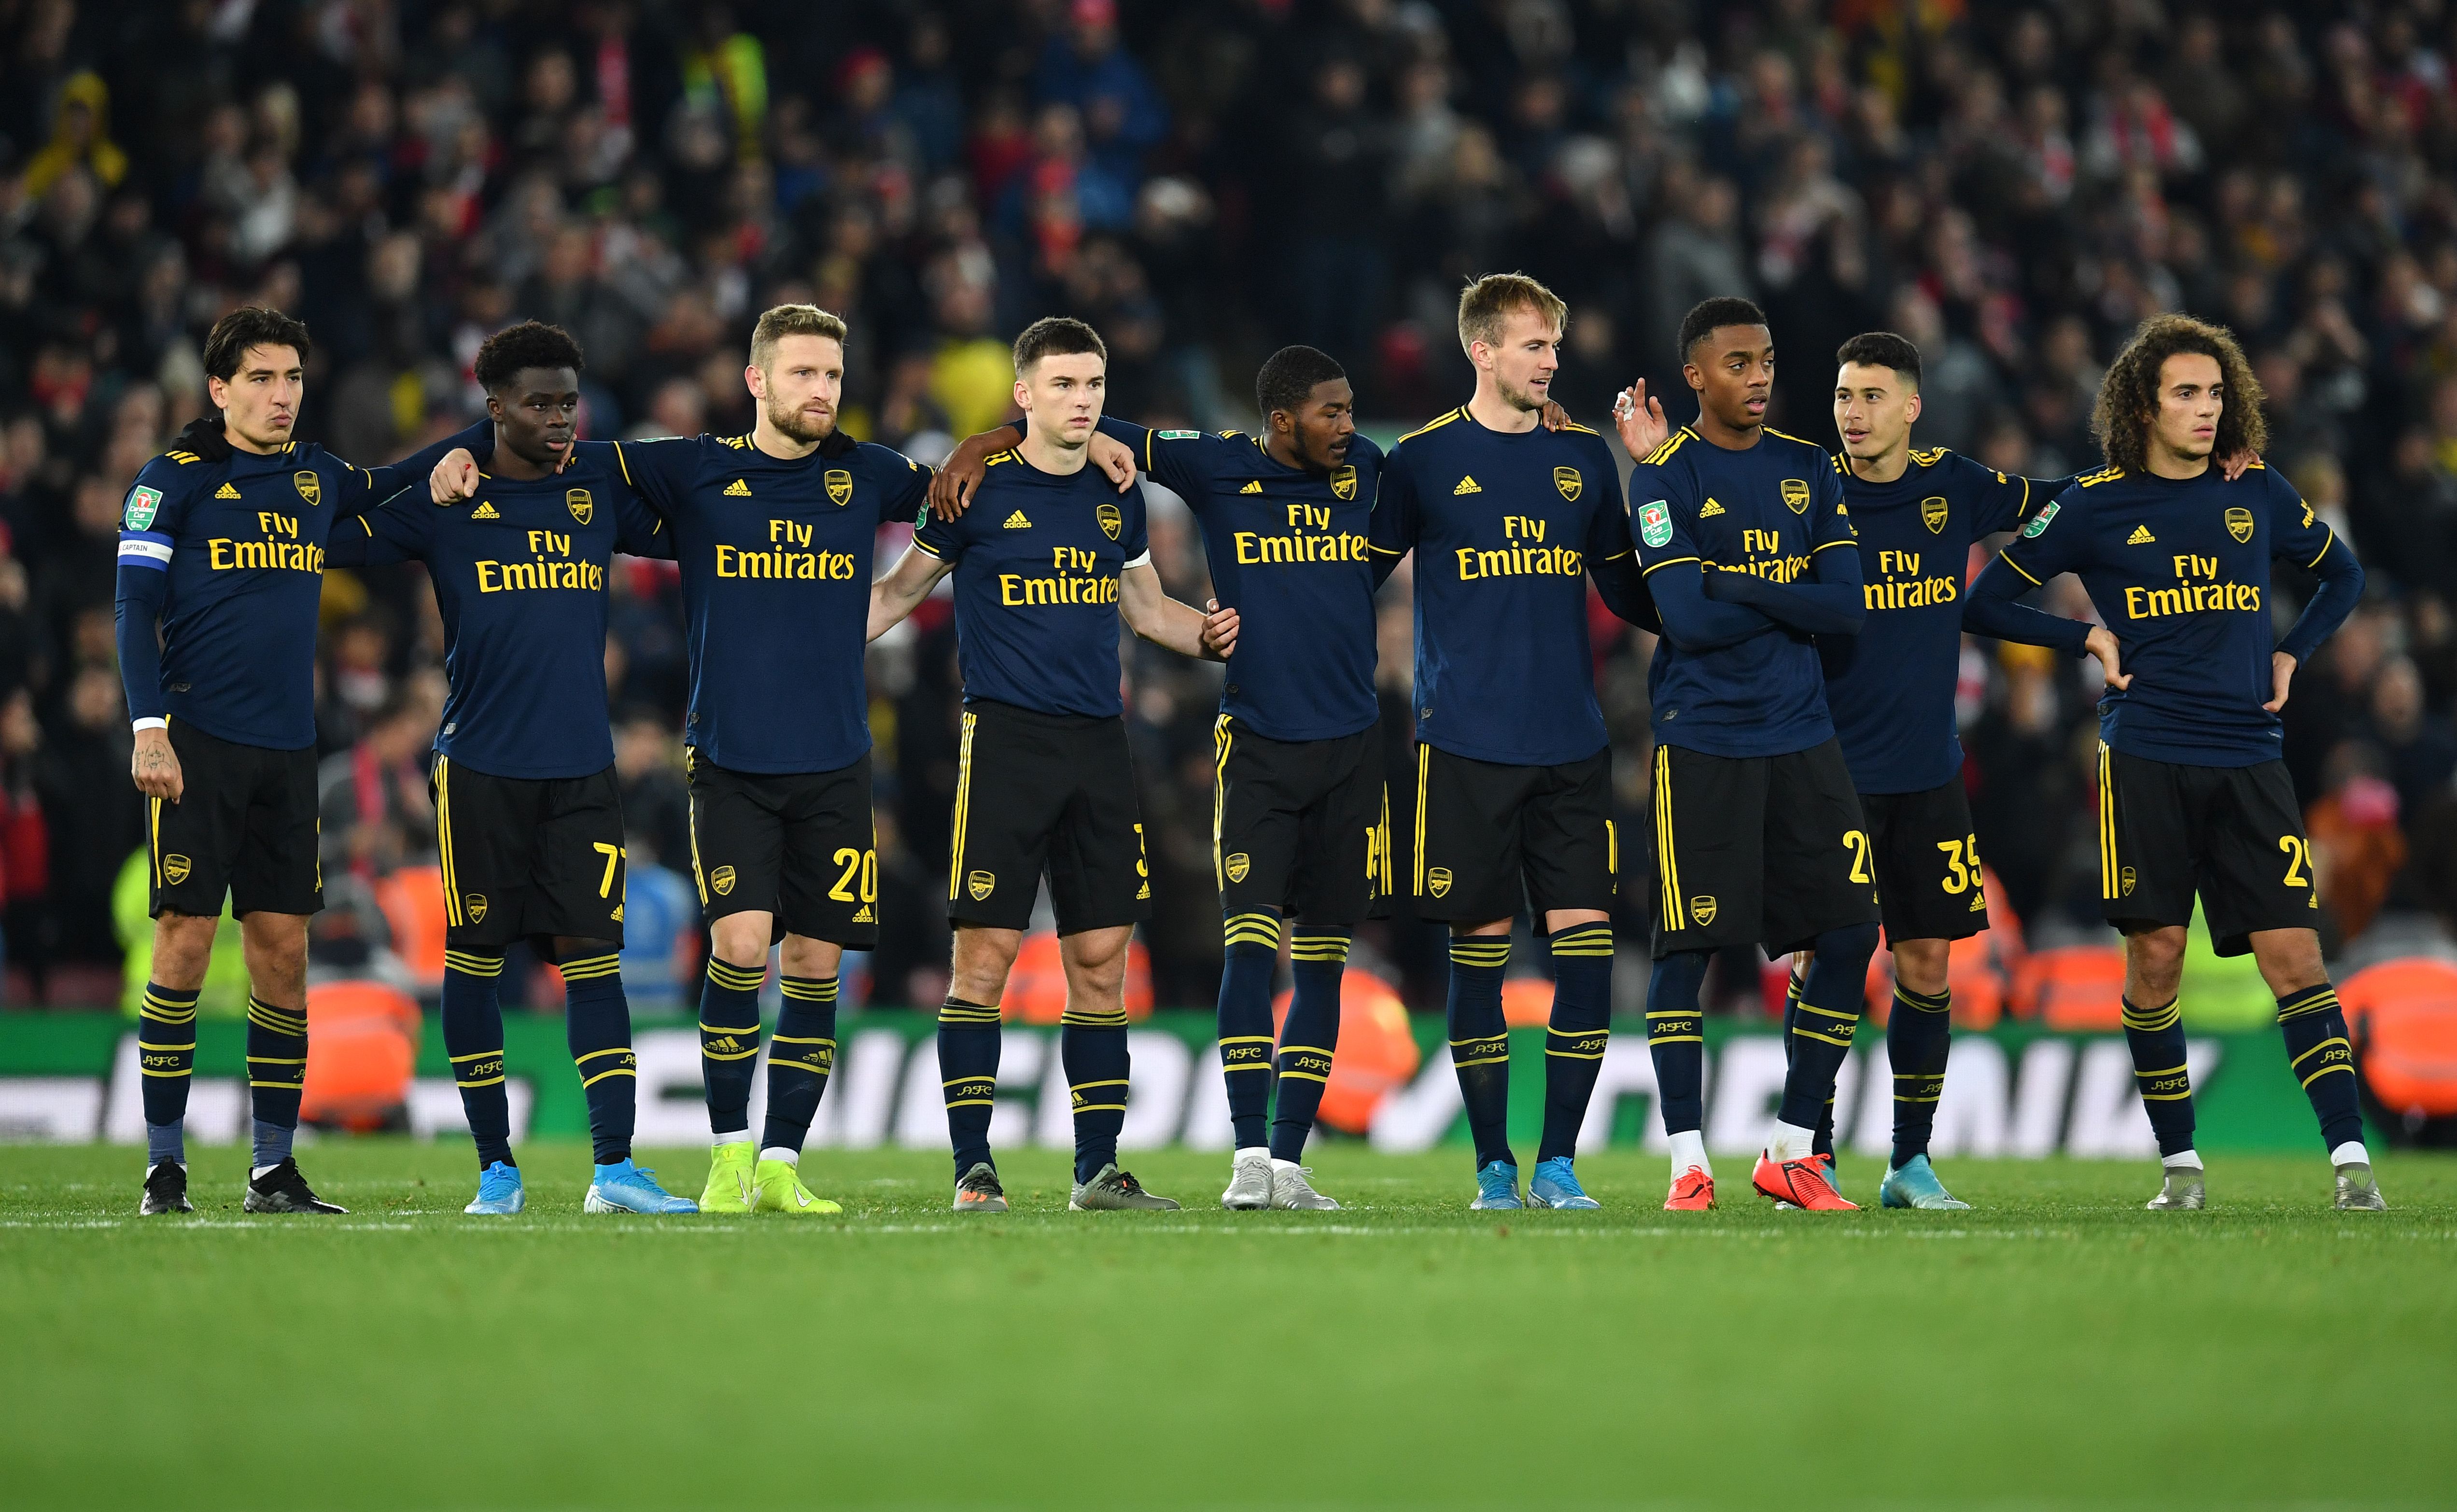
[
  {"x1": 1769, "y1": 1120, "x2": 1817, "y2": 1162},
  {"x1": 1235, "y1": 1145, "x2": 1269, "y2": 1160},
  {"x1": 1668, "y1": 1128, "x2": 1709, "y2": 1177},
  {"x1": 2162, "y1": 1148, "x2": 2204, "y2": 1170},
  {"x1": 1270, "y1": 1157, "x2": 1303, "y2": 1173},
  {"x1": 713, "y1": 1130, "x2": 752, "y2": 1148},
  {"x1": 2330, "y1": 1140, "x2": 2370, "y2": 1167},
  {"x1": 758, "y1": 1146, "x2": 799, "y2": 1165}
]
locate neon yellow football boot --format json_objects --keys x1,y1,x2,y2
[
  {"x1": 699, "y1": 1141, "x2": 756, "y2": 1213},
  {"x1": 755, "y1": 1157, "x2": 842, "y2": 1216}
]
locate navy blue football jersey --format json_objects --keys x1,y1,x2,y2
[
  {"x1": 1629, "y1": 426, "x2": 1857, "y2": 759},
  {"x1": 619, "y1": 431, "x2": 929, "y2": 775},
  {"x1": 1981, "y1": 462, "x2": 2360, "y2": 766},
  {"x1": 1102, "y1": 416, "x2": 1381, "y2": 742},
  {"x1": 114, "y1": 429, "x2": 475, "y2": 748},
  {"x1": 328, "y1": 441, "x2": 665, "y2": 778},
  {"x1": 1368, "y1": 409, "x2": 1631, "y2": 767},
  {"x1": 913, "y1": 448, "x2": 1151, "y2": 719},
  {"x1": 1823, "y1": 448, "x2": 2067, "y2": 793}
]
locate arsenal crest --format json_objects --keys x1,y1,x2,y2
[
  {"x1": 465, "y1": 894, "x2": 490, "y2": 923},
  {"x1": 566, "y1": 488, "x2": 593, "y2": 525},
  {"x1": 1330, "y1": 465, "x2": 1357, "y2": 501},
  {"x1": 1690, "y1": 895, "x2": 1718, "y2": 925},
  {"x1": 711, "y1": 865, "x2": 736, "y2": 897},
  {"x1": 1554, "y1": 466, "x2": 1582, "y2": 501},
  {"x1": 1225, "y1": 853, "x2": 1250, "y2": 883},
  {"x1": 1426, "y1": 867, "x2": 1453, "y2": 898},
  {"x1": 968, "y1": 870, "x2": 996, "y2": 901},
  {"x1": 1781, "y1": 478, "x2": 1810, "y2": 514},
  {"x1": 826, "y1": 469, "x2": 853, "y2": 506},
  {"x1": 2225, "y1": 507, "x2": 2253, "y2": 544},
  {"x1": 1097, "y1": 502, "x2": 1123, "y2": 540},
  {"x1": 162, "y1": 854, "x2": 192, "y2": 885},
  {"x1": 294, "y1": 471, "x2": 321, "y2": 506},
  {"x1": 1921, "y1": 495, "x2": 1948, "y2": 533}
]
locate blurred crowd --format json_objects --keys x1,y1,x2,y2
[{"x1": 0, "y1": 0, "x2": 2452, "y2": 1015}]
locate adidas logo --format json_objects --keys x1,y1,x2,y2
[
  {"x1": 723, "y1": 478, "x2": 751, "y2": 496},
  {"x1": 609, "y1": 904, "x2": 623, "y2": 923},
  {"x1": 470, "y1": 502, "x2": 499, "y2": 520},
  {"x1": 1239, "y1": 480, "x2": 1262, "y2": 494},
  {"x1": 1453, "y1": 476, "x2": 1482, "y2": 495},
  {"x1": 852, "y1": 905, "x2": 874, "y2": 923},
  {"x1": 1003, "y1": 510, "x2": 1032, "y2": 529},
  {"x1": 2126, "y1": 524, "x2": 2155, "y2": 544},
  {"x1": 215, "y1": 483, "x2": 241, "y2": 499},
  {"x1": 1699, "y1": 498, "x2": 1725, "y2": 517}
]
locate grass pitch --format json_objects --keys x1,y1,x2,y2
[{"x1": 3, "y1": 1143, "x2": 2452, "y2": 1511}]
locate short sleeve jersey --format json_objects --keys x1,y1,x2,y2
[
  {"x1": 1627, "y1": 426, "x2": 1858, "y2": 760},
  {"x1": 619, "y1": 431, "x2": 929, "y2": 774},
  {"x1": 1367, "y1": 409, "x2": 1631, "y2": 767},
  {"x1": 1102, "y1": 416, "x2": 1382, "y2": 742},
  {"x1": 333, "y1": 441, "x2": 664, "y2": 778},
  {"x1": 1991, "y1": 462, "x2": 2341, "y2": 767},
  {"x1": 912, "y1": 448, "x2": 1151, "y2": 719},
  {"x1": 1824, "y1": 448, "x2": 2066, "y2": 793},
  {"x1": 117, "y1": 439, "x2": 445, "y2": 748}
]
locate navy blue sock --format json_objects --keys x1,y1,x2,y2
[
  {"x1": 699, "y1": 955, "x2": 765, "y2": 1136},
  {"x1": 1778, "y1": 924, "x2": 1878, "y2": 1130},
  {"x1": 1447, "y1": 934, "x2": 1513, "y2": 1170},
  {"x1": 443, "y1": 950, "x2": 513, "y2": 1168},
  {"x1": 937, "y1": 996, "x2": 1001, "y2": 1178},
  {"x1": 1271, "y1": 928, "x2": 1348, "y2": 1162},
  {"x1": 1539, "y1": 923, "x2": 1614, "y2": 1163},
  {"x1": 1062, "y1": 1007, "x2": 1131, "y2": 1183},
  {"x1": 244, "y1": 994, "x2": 308, "y2": 1168},
  {"x1": 1646, "y1": 951, "x2": 1710, "y2": 1136},
  {"x1": 1780, "y1": 962, "x2": 1838, "y2": 1159},
  {"x1": 1888, "y1": 982, "x2": 1953, "y2": 1168},
  {"x1": 2120, "y1": 994, "x2": 2196, "y2": 1156},
  {"x1": 2276, "y1": 983, "x2": 2363, "y2": 1151},
  {"x1": 138, "y1": 981, "x2": 199, "y2": 1165},
  {"x1": 560, "y1": 946, "x2": 636, "y2": 1166},
  {"x1": 762, "y1": 974, "x2": 839, "y2": 1154},
  {"x1": 1217, "y1": 909, "x2": 1282, "y2": 1149}
]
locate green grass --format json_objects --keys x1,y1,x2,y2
[{"x1": 4, "y1": 1143, "x2": 2453, "y2": 1511}]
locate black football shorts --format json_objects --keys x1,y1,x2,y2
[
  {"x1": 148, "y1": 718, "x2": 322, "y2": 919},
  {"x1": 1858, "y1": 779, "x2": 1991, "y2": 944},
  {"x1": 946, "y1": 700, "x2": 1151, "y2": 935},
  {"x1": 1410, "y1": 742, "x2": 1616, "y2": 924},
  {"x1": 1213, "y1": 715, "x2": 1388, "y2": 925},
  {"x1": 1649, "y1": 738, "x2": 1880, "y2": 958},
  {"x1": 2096, "y1": 745, "x2": 2319, "y2": 955},
  {"x1": 432, "y1": 756, "x2": 627, "y2": 949},
  {"x1": 688, "y1": 750, "x2": 879, "y2": 947}
]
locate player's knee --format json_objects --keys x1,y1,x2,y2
[
  {"x1": 555, "y1": 936, "x2": 620, "y2": 964},
  {"x1": 1811, "y1": 921, "x2": 1881, "y2": 972},
  {"x1": 708, "y1": 914, "x2": 769, "y2": 970},
  {"x1": 1890, "y1": 937, "x2": 1951, "y2": 995},
  {"x1": 778, "y1": 934, "x2": 842, "y2": 979},
  {"x1": 2248, "y1": 927, "x2": 2326, "y2": 994}
]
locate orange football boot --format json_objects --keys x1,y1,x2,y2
[
  {"x1": 1753, "y1": 1150, "x2": 1858, "y2": 1210},
  {"x1": 1663, "y1": 1166, "x2": 1715, "y2": 1210}
]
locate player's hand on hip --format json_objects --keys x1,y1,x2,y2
[
  {"x1": 430, "y1": 449, "x2": 481, "y2": 504},
  {"x1": 1201, "y1": 599, "x2": 1239, "y2": 661},
  {"x1": 1612, "y1": 380, "x2": 1668, "y2": 458},
  {"x1": 131, "y1": 727, "x2": 183, "y2": 802},
  {"x1": 1088, "y1": 430, "x2": 1137, "y2": 490},
  {"x1": 2263, "y1": 650, "x2": 2296, "y2": 712},
  {"x1": 2083, "y1": 625, "x2": 2132, "y2": 690}
]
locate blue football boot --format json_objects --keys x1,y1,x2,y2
[
  {"x1": 1878, "y1": 1153, "x2": 1971, "y2": 1211},
  {"x1": 1528, "y1": 1156, "x2": 1602, "y2": 1210},
  {"x1": 1470, "y1": 1160, "x2": 1522, "y2": 1211},
  {"x1": 464, "y1": 1161, "x2": 525, "y2": 1216},
  {"x1": 583, "y1": 1158, "x2": 699, "y2": 1214}
]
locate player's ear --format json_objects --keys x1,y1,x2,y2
[
  {"x1": 1905, "y1": 391, "x2": 1922, "y2": 426},
  {"x1": 743, "y1": 364, "x2": 764, "y2": 401}
]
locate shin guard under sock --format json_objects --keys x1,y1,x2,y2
[
  {"x1": 1646, "y1": 951, "x2": 1710, "y2": 1137},
  {"x1": 1061, "y1": 1007, "x2": 1131, "y2": 1183},
  {"x1": 2120, "y1": 994, "x2": 2196, "y2": 1156},
  {"x1": 243, "y1": 994, "x2": 308, "y2": 1169},
  {"x1": 762, "y1": 974, "x2": 839, "y2": 1154},
  {"x1": 1272, "y1": 928, "x2": 1348, "y2": 1162},
  {"x1": 1538, "y1": 923, "x2": 1614, "y2": 1163},
  {"x1": 2276, "y1": 983, "x2": 2363, "y2": 1152},
  {"x1": 937, "y1": 996, "x2": 1002, "y2": 1177},
  {"x1": 443, "y1": 951, "x2": 513, "y2": 1167},
  {"x1": 1446, "y1": 934, "x2": 1513, "y2": 1169},
  {"x1": 699, "y1": 956, "x2": 765, "y2": 1136},
  {"x1": 561, "y1": 950, "x2": 636, "y2": 1165},
  {"x1": 1777, "y1": 924, "x2": 1878, "y2": 1130},
  {"x1": 138, "y1": 981, "x2": 199, "y2": 1165},
  {"x1": 1217, "y1": 910, "x2": 1282, "y2": 1149},
  {"x1": 1888, "y1": 981, "x2": 1952, "y2": 1167}
]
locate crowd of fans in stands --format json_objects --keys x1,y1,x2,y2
[{"x1": 0, "y1": 0, "x2": 2452, "y2": 1014}]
